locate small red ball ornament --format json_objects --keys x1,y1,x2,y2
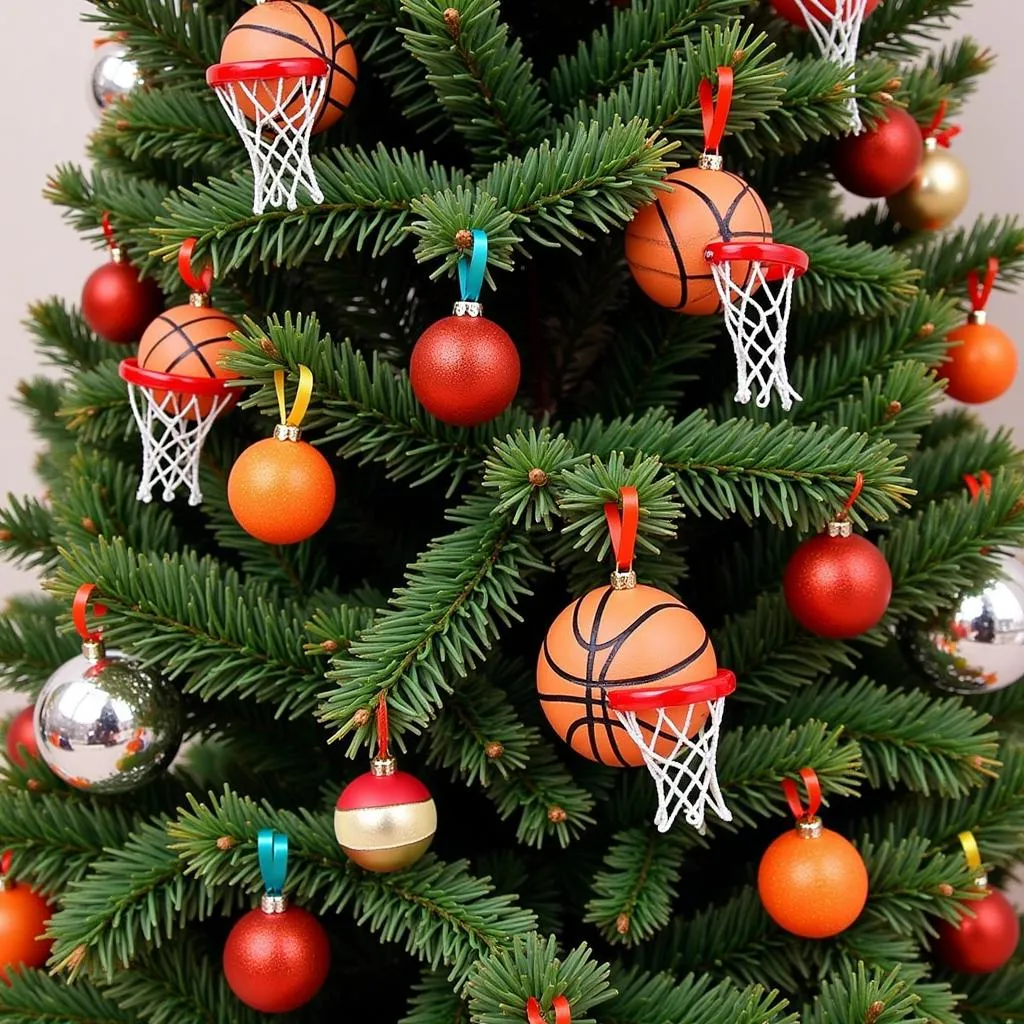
[
  {"x1": 81, "y1": 215, "x2": 163, "y2": 345},
  {"x1": 0, "y1": 855, "x2": 53, "y2": 977},
  {"x1": 771, "y1": 0, "x2": 881, "y2": 28},
  {"x1": 831, "y1": 106, "x2": 924, "y2": 198},
  {"x1": 758, "y1": 768, "x2": 868, "y2": 939},
  {"x1": 4, "y1": 707, "x2": 39, "y2": 768},
  {"x1": 935, "y1": 886, "x2": 1020, "y2": 974}
]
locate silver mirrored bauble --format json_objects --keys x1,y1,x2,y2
[
  {"x1": 90, "y1": 42, "x2": 142, "y2": 114},
  {"x1": 906, "y1": 553, "x2": 1024, "y2": 695},
  {"x1": 34, "y1": 645, "x2": 182, "y2": 793}
]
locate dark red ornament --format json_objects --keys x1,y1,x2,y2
[
  {"x1": 223, "y1": 904, "x2": 330, "y2": 1013},
  {"x1": 831, "y1": 106, "x2": 924, "y2": 198},
  {"x1": 4, "y1": 708, "x2": 38, "y2": 768},
  {"x1": 935, "y1": 886, "x2": 1020, "y2": 974},
  {"x1": 410, "y1": 313, "x2": 520, "y2": 427}
]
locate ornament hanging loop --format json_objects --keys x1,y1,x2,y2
[
  {"x1": 526, "y1": 995, "x2": 572, "y2": 1024},
  {"x1": 697, "y1": 66, "x2": 734, "y2": 169},
  {"x1": 455, "y1": 229, "x2": 488, "y2": 316},
  {"x1": 923, "y1": 100, "x2": 962, "y2": 149},
  {"x1": 828, "y1": 472, "x2": 863, "y2": 537},
  {"x1": 781, "y1": 766, "x2": 822, "y2": 835},
  {"x1": 273, "y1": 365, "x2": 313, "y2": 441},
  {"x1": 178, "y1": 238, "x2": 214, "y2": 305},
  {"x1": 72, "y1": 583, "x2": 108, "y2": 660},
  {"x1": 371, "y1": 697, "x2": 396, "y2": 777},
  {"x1": 257, "y1": 828, "x2": 289, "y2": 913},
  {"x1": 100, "y1": 211, "x2": 123, "y2": 261},
  {"x1": 963, "y1": 471, "x2": 993, "y2": 503},
  {"x1": 958, "y1": 830, "x2": 987, "y2": 887},
  {"x1": 966, "y1": 258, "x2": 998, "y2": 325},
  {"x1": 604, "y1": 486, "x2": 639, "y2": 589}
]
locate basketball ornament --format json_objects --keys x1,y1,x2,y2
[
  {"x1": 757, "y1": 768, "x2": 869, "y2": 939},
  {"x1": 335, "y1": 701, "x2": 437, "y2": 872},
  {"x1": 209, "y1": 1, "x2": 358, "y2": 213},
  {"x1": 119, "y1": 240, "x2": 241, "y2": 505},
  {"x1": 410, "y1": 230, "x2": 521, "y2": 427},
  {"x1": 626, "y1": 68, "x2": 807, "y2": 409},
  {"x1": 939, "y1": 259, "x2": 1017, "y2": 404},
  {"x1": 536, "y1": 486, "x2": 735, "y2": 833},
  {"x1": 228, "y1": 365, "x2": 336, "y2": 545}
]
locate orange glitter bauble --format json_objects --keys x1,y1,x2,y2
[
  {"x1": 0, "y1": 883, "x2": 52, "y2": 977},
  {"x1": 536, "y1": 583, "x2": 717, "y2": 767},
  {"x1": 939, "y1": 320, "x2": 1017, "y2": 404},
  {"x1": 758, "y1": 821, "x2": 869, "y2": 938},
  {"x1": 625, "y1": 167, "x2": 772, "y2": 315}
]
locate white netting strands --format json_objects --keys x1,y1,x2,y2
[
  {"x1": 208, "y1": 58, "x2": 329, "y2": 214},
  {"x1": 706, "y1": 242, "x2": 808, "y2": 411}
]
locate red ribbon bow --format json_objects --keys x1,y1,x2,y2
[{"x1": 923, "y1": 100, "x2": 961, "y2": 148}]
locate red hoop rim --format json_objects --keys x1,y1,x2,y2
[
  {"x1": 207, "y1": 58, "x2": 329, "y2": 87},
  {"x1": 705, "y1": 242, "x2": 810, "y2": 279},
  {"x1": 606, "y1": 668, "x2": 736, "y2": 711},
  {"x1": 119, "y1": 358, "x2": 235, "y2": 397}
]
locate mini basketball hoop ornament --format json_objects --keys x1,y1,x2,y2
[
  {"x1": 625, "y1": 68, "x2": 807, "y2": 409},
  {"x1": 536, "y1": 486, "x2": 736, "y2": 833},
  {"x1": 208, "y1": 1, "x2": 358, "y2": 214},
  {"x1": 771, "y1": 0, "x2": 881, "y2": 133},
  {"x1": 119, "y1": 240, "x2": 242, "y2": 506}
]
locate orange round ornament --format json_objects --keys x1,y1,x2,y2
[{"x1": 0, "y1": 875, "x2": 53, "y2": 977}]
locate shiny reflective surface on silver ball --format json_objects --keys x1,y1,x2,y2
[
  {"x1": 90, "y1": 42, "x2": 142, "y2": 113},
  {"x1": 907, "y1": 555, "x2": 1024, "y2": 695},
  {"x1": 34, "y1": 649, "x2": 182, "y2": 793}
]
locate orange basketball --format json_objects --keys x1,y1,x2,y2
[
  {"x1": 939, "y1": 321, "x2": 1017, "y2": 404},
  {"x1": 220, "y1": 1, "x2": 357, "y2": 134},
  {"x1": 536, "y1": 583, "x2": 718, "y2": 767},
  {"x1": 626, "y1": 168, "x2": 773, "y2": 315},
  {"x1": 137, "y1": 304, "x2": 242, "y2": 419}
]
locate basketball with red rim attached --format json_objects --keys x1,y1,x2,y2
[
  {"x1": 626, "y1": 168, "x2": 773, "y2": 315},
  {"x1": 220, "y1": 0, "x2": 357, "y2": 133},
  {"x1": 772, "y1": 0, "x2": 881, "y2": 29},
  {"x1": 536, "y1": 583, "x2": 718, "y2": 767},
  {"x1": 136, "y1": 303, "x2": 242, "y2": 419}
]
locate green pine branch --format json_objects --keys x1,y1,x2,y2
[
  {"x1": 907, "y1": 425, "x2": 1023, "y2": 506},
  {"x1": 956, "y1": 962, "x2": 1024, "y2": 1024},
  {"x1": 25, "y1": 298, "x2": 130, "y2": 373},
  {"x1": 909, "y1": 216, "x2": 1024, "y2": 294},
  {"x1": 0, "y1": 596, "x2": 77, "y2": 698},
  {"x1": 803, "y1": 963, "x2": 945, "y2": 1024},
  {"x1": 0, "y1": 495, "x2": 60, "y2": 575},
  {"x1": 0, "y1": 968, "x2": 136, "y2": 1024},
  {"x1": 901, "y1": 37, "x2": 996, "y2": 118},
  {"x1": 401, "y1": 971, "x2": 469, "y2": 1024}
]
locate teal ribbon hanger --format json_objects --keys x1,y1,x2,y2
[
  {"x1": 457, "y1": 229, "x2": 488, "y2": 302},
  {"x1": 257, "y1": 828, "x2": 288, "y2": 897}
]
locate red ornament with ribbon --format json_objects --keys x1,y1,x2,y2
[
  {"x1": 0, "y1": 851, "x2": 53, "y2": 978},
  {"x1": 81, "y1": 212, "x2": 164, "y2": 346},
  {"x1": 334, "y1": 699, "x2": 437, "y2": 872},
  {"x1": 783, "y1": 473, "x2": 893, "y2": 639},
  {"x1": 888, "y1": 101, "x2": 969, "y2": 231},
  {"x1": 939, "y1": 259, "x2": 1017, "y2": 404},
  {"x1": 536, "y1": 486, "x2": 735, "y2": 833},
  {"x1": 757, "y1": 767, "x2": 869, "y2": 939}
]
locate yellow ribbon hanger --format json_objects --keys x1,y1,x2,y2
[{"x1": 274, "y1": 365, "x2": 313, "y2": 430}]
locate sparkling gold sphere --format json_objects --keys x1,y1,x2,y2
[{"x1": 887, "y1": 139, "x2": 969, "y2": 232}]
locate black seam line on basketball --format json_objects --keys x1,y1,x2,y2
[
  {"x1": 588, "y1": 602, "x2": 684, "y2": 654},
  {"x1": 561, "y1": 703, "x2": 679, "y2": 749},
  {"x1": 162, "y1": 336, "x2": 234, "y2": 376},
  {"x1": 230, "y1": 24, "x2": 357, "y2": 85},
  {"x1": 544, "y1": 691, "x2": 696, "y2": 745},
  {"x1": 585, "y1": 589, "x2": 614, "y2": 767},
  {"x1": 143, "y1": 313, "x2": 229, "y2": 374},
  {"x1": 288, "y1": 0, "x2": 339, "y2": 117},
  {"x1": 653, "y1": 199, "x2": 688, "y2": 308},
  {"x1": 562, "y1": 701, "x2": 633, "y2": 767},
  {"x1": 586, "y1": 592, "x2": 633, "y2": 766},
  {"x1": 601, "y1": 634, "x2": 711, "y2": 687}
]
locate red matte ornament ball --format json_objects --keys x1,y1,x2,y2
[
  {"x1": 5, "y1": 707, "x2": 39, "y2": 768},
  {"x1": 772, "y1": 0, "x2": 881, "y2": 28},
  {"x1": 223, "y1": 904, "x2": 330, "y2": 1013},
  {"x1": 783, "y1": 531, "x2": 892, "y2": 639},
  {"x1": 934, "y1": 886, "x2": 1020, "y2": 974},
  {"x1": 939, "y1": 321, "x2": 1018, "y2": 404},
  {"x1": 0, "y1": 882, "x2": 53, "y2": 976},
  {"x1": 831, "y1": 106, "x2": 924, "y2": 198},
  {"x1": 410, "y1": 315, "x2": 520, "y2": 427},
  {"x1": 82, "y1": 260, "x2": 164, "y2": 345}
]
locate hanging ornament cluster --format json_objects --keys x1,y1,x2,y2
[
  {"x1": 625, "y1": 68, "x2": 809, "y2": 409},
  {"x1": 410, "y1": 230, "x2": 521, "y2": 427},
  {"x1": 536, "y1": 486, "x2": 736, "y2": 833},
  {"x1": 228, "y1": 365, "x2": 336, "y2": 545},
  {"x1": 335, "y1": 700, "x2": 437, "y2": 872},
  {"x1": 783, "y1": 473, "x2": 893, "y2": 639},
  {"x1": 90, "y1": 37, "x2": 143, "y2": 115},
  {"x1": 758, "y1": 767, "x2": 869, "y2": 938},
  {"x1": 771, "y1": 1, "x2": 881, "y2": 132},
  {"x1": 0, "y1": 852, "x2": 52, "y2": 976},
  {"x1": 81, "y1": 213, "x2": 164, "y2": 346},
  {"x1": 888, "y1": 102, "x2": 969, "y2": 232},
  {"x1": 119, "y1": 239, "x2": 241, "y2": 506},
  {"x1": 34, "y1": 585, "x2": 182, "y2": 794},
  {"x1": 208, "y1": 0, "x2": 358, "y2": 213},
  {"x1": 939, "y1": 259, "x2": 1017, "y2": 404},
  {"x1": 5, "y1": 707, "x2": 39, "y2": 769},
  {"x1": 933, "y1": 831, "x2": 1019, "y2": 974},
  {"x1": 224, "y1": 829, "x2": 331, "y2": 1013},
  {"x1": 831, "y1": 104, "x2": 924, "y2": 199}
]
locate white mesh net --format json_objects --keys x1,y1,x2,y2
[
  {"x1": 211, "y1": 71, "x2": 328, "y2": 214},
  {"x1": 613, "y1": 698, "x2": 731, "y2": 834},
  {"x1": 126, "y1": 383, "x2": 232, "y2": 506},
  {"x1": 709, "y1": 256, "x2": 803, "y2": 411},
  {"x1": 790, "y1": 0, "x2": 870, "y2": 132}
]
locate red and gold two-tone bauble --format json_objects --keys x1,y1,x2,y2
[
  {"x1": 335, "y1": 702, "x2": 437, "y2": 872},
  {"x1": 626, "y1": 68, "x2": 772, "y2": 315}
]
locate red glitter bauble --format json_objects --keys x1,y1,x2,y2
[
  {"x1": 783, "y1": 531, "x2": 892, "y2": 639},
  {"x1": 934, "y1": 887, "x2": 1020, "y2": 974},
  {"x1": 831, "y1": 106, "x2": 924, "y2": 198},
  {"x1": 223, "y1": 904, "x2": 330, "y2": 1013},
  {"x1": 81, "y1": 260, "x2": 164, "y2": 345},
  {"x1": 4, "y1": 708, "x2": 38, "y2": 768},
  {"x1": 410, "y1": 314, "x2": 520, "y2": 427}
]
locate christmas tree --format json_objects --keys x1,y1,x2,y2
[{"x1": 1, "y1": 0, "x2": 1023, "y2": 1020}]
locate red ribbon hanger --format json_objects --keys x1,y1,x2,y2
[
  {"x1": 603, "y1": 486, "x2": 639, "y2": 573},
  {"x1": 781, "y1": 767, "x2": 822, "y2": 822},
  {"x1": 101, "y1": 211, "x2": 118, "y2": 252},
  {"x1": 526, "y1": 995, "x2": 571, "y2": 1024},
  {"x1": 967, "y1": 258, "x2": 999, "y2": 314},
  {"x1": 964, "y1": 471, "x2": 993, "y2": 503},
  {"x1": 178, "y1": 238, "x2": 214, "y2": 295},
  {"x1": 836, "y1": 472, "x2": 864, "y2": 520},
  {"x1": 698, "y1": 67, "x2": 734, "y2": 154},
  {"x1": 72, "y1": 583, "x2": 107, "y2": 643},
  {"x1": 376, "y1": 697, "x2": 390, "y2": 760},
  {"x1": 922, "y1": 100, "x2": 961, "y2": 148}
]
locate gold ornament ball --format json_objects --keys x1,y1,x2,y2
[{"x1": 887, "y1": 139, "x2": 969, "y2": 232}]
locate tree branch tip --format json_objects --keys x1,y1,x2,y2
[
  {"x1": 527, "y1": 468, "x2": 549, "y2": 487},
  {"x1": 454, "y1": 228, "x2": 474, "y2": 250},
  {"x1": 615, "y1": 912, "x2": 630, "y2": 935},
  {"x1": 443, "y1": 8, "x2": 461, "y2": 39},
  {"x1": 484, "y1": 741, "x2": 504, "y2": 760},
  {"x1": 216, "y1": 835, "x2": 236, "y2": 851},
  {"x1": 547, "y1": 805, "x2": 567, "y2": 824},
  {"x1": 865, "y1": 1000, "x2": 886, "y2": 1024}
]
